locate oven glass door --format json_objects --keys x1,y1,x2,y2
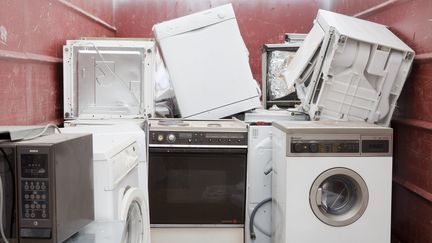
[{"x1": 149, "y1": 147, "x2": 247, "y2": 225}]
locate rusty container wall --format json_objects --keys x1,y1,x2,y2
[{"x1": 0, "y1": 0, "x2": 115, "y2": 125}]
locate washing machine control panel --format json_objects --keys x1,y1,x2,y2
[
  {"x1": 291, "y1": 140, "x2": 360, "y2": 153},
  {"x1": 291, "y1": 138, "x2": 391, "y2": 154}
]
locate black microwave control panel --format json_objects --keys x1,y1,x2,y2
[{"x1": 20, "y1": 154, "x2": 50, "y2": 221}]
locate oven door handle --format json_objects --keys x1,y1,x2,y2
[{"x1": 149, "y1": 147, "x2": 247, "y2": 154}]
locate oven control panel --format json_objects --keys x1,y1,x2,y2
[{"x1": 150, "y1": 131, "x2": 247, "y2": 146}]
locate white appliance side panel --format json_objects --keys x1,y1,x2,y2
[
  {"x1": 158, "y1": 19, "x2": 260, "y2": 118},
  {"x1": 247, "y1": 126, "x2": 272, "y2": 203},
  {"x1": 281, "y1": 156, "x2": 392, "y2": 243},
  {"x1": 284, "y1": 23, "x2": 325, "y2": 102},
  {"x1": 271, "y1": 127, "x2": 287, "y2": 243},
  {"x1": 138, "y1": 162, "x2": 149, "y2": 193},
  {"x1": 63, "y1": 44, "x2": 74, "y2": 118},
  {"x1": 188, "y1": 96, "x2": 261, "y2": 119},
  {"x1": 317, "y1": 9, "x2": 413, "y2": 52},
  {"x1": 150, "y1": 228, "x2": 243, "y2": 243},
  {"x1": 246, "y1": 126, "x2": 272, "y2": 243}
]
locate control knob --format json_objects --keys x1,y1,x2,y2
[
  {"x1": 167, "y1": 134, "x2": 176, "y2": 143},
  {"x1": 293, "y1": 143, "x2": 303, "y2": 153},
  {"x1": 309, "y1": 143, "x2": 319, "y2": 153}
]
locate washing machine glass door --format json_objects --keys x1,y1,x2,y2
[
  {"x1": 309, "y1": 167, "x2": 368, "y2": 227},
  {"x1": 122, "y1": 200, "x2": 144, "y2": 243}
]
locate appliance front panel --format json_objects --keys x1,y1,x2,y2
[
  {"x1": 149, "y1": 147, "x2": 247, "y2": 225},
  {"x1": 17, "y1": 147, "x2": 54, "y2": 241},
  {"x1": 275, "y1": 156, "x2": 392, "y2": 243}
]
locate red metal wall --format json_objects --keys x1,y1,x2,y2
[
  {"x1": 0, "y1": 0, "x2": 115, "y2": 125},
  {"x1": 0, "y1": 0, "x2": 431, "y2": 242},
  {"x1": 114, "y1": 1, "x2": 432, "y2": 242}
]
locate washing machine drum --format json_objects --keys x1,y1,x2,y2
[
  {"x1": 309, "y1": 167, "x2": 369, "y2": 227},
  {"x1": 119, "y1": 187, "x2": 151, "y2": 243}
]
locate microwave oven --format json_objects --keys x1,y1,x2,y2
[{"x1": 0, "y1": 133, "x2": 94, "y2": 243}]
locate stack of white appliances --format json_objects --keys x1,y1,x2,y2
[
  {"x1": 62, "y1": 38, "x2": 156, "y2": 243},
  {"x1": 268, "y1": 9, "x2": 414, "y2": 243}
]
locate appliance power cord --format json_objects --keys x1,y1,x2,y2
[
  {"x1": 249, "y1": 197, "x2": 272, "y2": 240},
  {"x1": 21, "y1": 124, "x2": 61, "y2": 141},
  {"x1": 0, "y1": 175, "x2": 10, "y2": 243}
]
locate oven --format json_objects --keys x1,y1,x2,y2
[
  {"x1": 148, "y1": 120, "x2": 248, "y2": 228},
  {"x1": 149, "y1": 147, "x2": 247, "y2": 226}
]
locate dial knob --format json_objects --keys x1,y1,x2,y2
[
  {"x1": 293, "y1": 143, "x2": 303, "y2": 153},
  {"x1": 157, "y1": 134, "x2": 164, "y2": 142},
  {"x1": 309, "y1": 143, "x2": 319, "y2": 153},
  {"x1": 167, "y1": 134, "x2": 176, "y2": 143}
]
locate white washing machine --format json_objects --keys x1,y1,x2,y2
[
  {"x1": 272, "y1": 121, "x2": 393, "y2": 243},
  {"x1": 61, "y1": 123, "x2": 149, "y2": 192},
  {"x1": 60, "y1": 128, "x2": 151, "y2": 243}
]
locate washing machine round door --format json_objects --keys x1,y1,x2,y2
[
  {"x1": 309, "y1": 167, "x2": 368, "y2": 227},
  {"x1": 119, "y1": 187, "x2": 151, "y2": 243}
]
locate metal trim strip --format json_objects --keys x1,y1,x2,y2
[
  {"x1": 393, "y1": 177, "x2": 432, "y2": 203},
  {"x1": 57, "y1": 0, "x2": 117, "y2": 32},
  {"x1": 353, "y1": 0, "x2": 401, "y2": 18},
  {"x1": 150, "y1": 224, "x2": 244, "y2": 228},
  {"x1": 0, "y1": 49, "x2": 62, "y2": 63},
  {"x1": 149, "y1": 144, "x2": 247, "y2": 149}
]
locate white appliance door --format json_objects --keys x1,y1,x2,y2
[
  {"x1": 120, "y1": 188, "x2": 151, "y2": 243},
  {"x1": 309, "y1": 167, "x2": 369, "y2": 227},
  {"x1": 155, "y1": 7, "x2": 260, "y2": 118}
]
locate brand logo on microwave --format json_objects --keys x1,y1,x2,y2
[{"x1": 29, "y1": 150, "x2": 39, "y2": 153}]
